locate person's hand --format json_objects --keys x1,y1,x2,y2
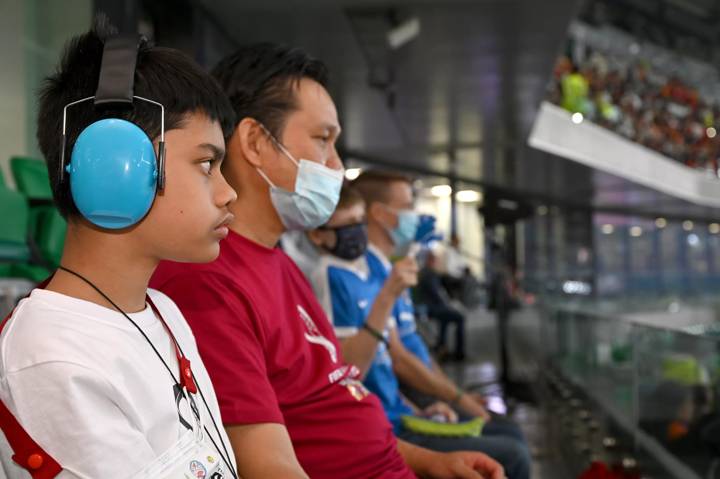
[
  {"x1": 467, "y1": 392, "x2": 488, "y2": 407},
  {"x1": 421, "y1": 450, "x2": 505, "y2": 479},
  {"x1": 423, "y1": 402, "x2": 458, "y2": 423},
  {"x1": 456, "y1": 393, "x2": 491, "y2": 422},
  {"x1": 382, "y1": 256, "x2": 418, "y2": 297}
]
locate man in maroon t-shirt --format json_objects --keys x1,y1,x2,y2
[{"x1": 151, "y1": 43, "x2": 503, "y2": 479}]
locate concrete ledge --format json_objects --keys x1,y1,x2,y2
[{"x1": 528, "y1": 101, "x2": 720, "y2": 208}]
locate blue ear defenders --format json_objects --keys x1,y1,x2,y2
[{"x1": 59, "y1": 34, "x2": 166, "y2": 229}]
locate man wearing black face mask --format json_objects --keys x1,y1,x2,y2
[{"x1": 307, "y1": 185, "x2": 418, "y2": 376}]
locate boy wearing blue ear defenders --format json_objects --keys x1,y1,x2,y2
[{"x1": 0, "y1": 17, "x2": 239, "y2": 478}]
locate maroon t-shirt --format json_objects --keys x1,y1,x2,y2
[{"x1": 151, "y1": 231, "x2": 415, "y2": 479}]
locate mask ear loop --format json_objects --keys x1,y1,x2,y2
[
  {"x1": 257, "y1": 122, "x2": 300, "y2": 167},
  {"x1": 255, "y1": 121, "x2": 298, "y2": 189},
  {"x1": 255, "y1": 166, "x2": 277, "y2": 189}
]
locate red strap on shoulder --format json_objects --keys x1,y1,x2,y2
[
  {"x1": 0, "y1": 275, "x2": 62, "y2": 478},
  {"x1": 0, "y1": 400, "x2": 62, "y2": 478}
]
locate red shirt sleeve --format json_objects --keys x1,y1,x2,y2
[{"x1": 156, "y1": 270, "x2": 284, "y2": 426}]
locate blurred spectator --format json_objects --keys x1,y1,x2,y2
[
  {"x1": 561, "y1": 64, "x2": 591, "y2": 115},
  {"x1": 418, "y1": 251, "x2": 466, "y2": 361},
  {"x1": 441, "y1": 234, "x2": 467, "y2": 300}
]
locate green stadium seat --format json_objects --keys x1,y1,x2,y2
[
  {"x1": 10, "y1": 156, "x2": 53, "y2": 201},
  {"x1": 8, "y1": 156, "x2": 67, "y2": 269},
  {"x1": 9, "y1": 263, "x2": 50, "y2": 283},
  {"x1": 35, "y1": 207, "x2": 66, "y2": 267},
  {"x1": 0, "y1": 187, "x2": 31, "y2": 263}
]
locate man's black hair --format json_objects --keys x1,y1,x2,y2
[
  {"x1": 211, "y1": 42, "x2": 329, "y2": 139},
  {"x1": 37, "y1": 16, "x2": 236, "y2": 219}
]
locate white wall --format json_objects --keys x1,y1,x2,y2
[
  {"x1": 0, "y1": 0, "x2": 29, "y2": 188},
  {"x1": 416, "y1": 193, "x2": 485, "y2": 279},
  {"x1": 0, "y1": 0, "x2": 91, "y2": 189}
]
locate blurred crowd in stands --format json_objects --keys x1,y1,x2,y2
[{"x1": 549, "y1": 50, "x2": 720, "y2": 174}]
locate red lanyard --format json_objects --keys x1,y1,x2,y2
[{"x1": 146, "y1": 296, "x2": 197, "y2": 394}]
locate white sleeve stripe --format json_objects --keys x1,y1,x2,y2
[{"x1": 334, "y1": 326, "x2": 359, "y2": 338}]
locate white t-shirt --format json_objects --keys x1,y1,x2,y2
[
  {"x1": 281, "y1": 230, "x2": 321, "y2": 281},
  {"x1": 0, "y1": 288, "x2": 235, "y2": 479},
  {"x1": 445, "y1": 247, "x2": 468, "y2": 278}
]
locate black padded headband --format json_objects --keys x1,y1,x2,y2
[{"x1": 94, "y1": 34, "x2": 146, "y2": 106}]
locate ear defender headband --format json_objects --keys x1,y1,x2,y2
[{"x1": 59, "y1": 34, "x2": 166, "y2": 229}]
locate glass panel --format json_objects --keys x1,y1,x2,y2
[{"x1": 544, "y1": 300, "x2": 720, "y2": 478}]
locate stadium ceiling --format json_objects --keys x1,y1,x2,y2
[
  {"x1": 581, "y1": 0, "x2": 720, "y2": 62},
  {"x1": 198, "y1": 0, "x2": 720, "y2": 220}
]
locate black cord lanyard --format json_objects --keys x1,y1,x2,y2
[{"x1": 57, "y1": 266, "x2": 237, "y2": 478}]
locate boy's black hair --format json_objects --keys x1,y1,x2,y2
[
  {"x1": 37, "y1": 16, "x2": 236, "y2": 219},
  {"x1": 211, "y1": 43, "x2": 329, "y2": 139}
]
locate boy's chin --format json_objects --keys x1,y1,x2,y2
[{"x1": 170, "y1": 243, "x2": 220, "y2": 264}]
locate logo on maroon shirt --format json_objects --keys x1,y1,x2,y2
[
  {"x1": 297, "y1": 304, "x2": 338, "y2": 363},
  {"x1": 340, "y1": 377, "x2": 371, "y2": 401}
]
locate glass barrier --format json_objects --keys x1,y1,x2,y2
[{"x1": 542, "y1": 301, "x2": 720, "y2": 478}]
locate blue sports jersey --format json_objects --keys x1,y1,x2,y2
[
  {"x1": 366, "y1": 245, "x2": 433, "y2": 367},
  {"x1": 311, "y1": 253, "x2": 412, "y2": 430}
]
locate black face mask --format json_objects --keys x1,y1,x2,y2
[{"x1": 322, "y1": 222, "x2": 368, "y2": 260}]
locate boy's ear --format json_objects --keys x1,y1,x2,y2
[{"x1": 235, "y1": 118, "x2": 270, "y2": 168}]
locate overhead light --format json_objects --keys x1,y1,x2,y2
[
  {"x1": 430, "y1": 185, "x2": 452, "y2": 197},
  {"x1": 537, "y1": 205, "x2": 549, "y2": 216},
  {"x1": 498, "y1": 199, "x2": 519, "y2": 210},
  {"x1": 710, "y1": 223, "x2": 720, "y2": 234},
  {"x1": 601, "y1": 224, "x2": 614, "y2": 235},
  {"x1": 455, "y1": 190, "x2": 481, "y2": 203},
  {"x1": 630, "y1": 226, "x2": 643, "y2": 237},
  {"x1": 708, "y1": 127, "x2": 717, "y2": 139},
  {"x1": 562, "y1": 280, "x2": 592, "y2": 295},
  {"x1": 688, "y1": 233, "x2": 700, "y2": 247},
  {"x1": 571, "y1": 112, "x2": 584, "y2": 124},
  {"x1": 387, "y1": 16, "x2": 421, "y2": 50},
  {"x1": 345, "y1": 168, "x2": 362, "y2": 181},
  {"x1": 655, "y1": 217, "x2": 667, "y2": 228},
  {"x1": 683, "y1": 220, "x2": 694, "y2": 231}
]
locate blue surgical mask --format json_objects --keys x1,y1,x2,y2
[
  {"x1": 256, "y1": 127, "x2": 344, "y2": 231},
  {"x1": 388, "y1": 209, "x2": 419, "y2": 248}
]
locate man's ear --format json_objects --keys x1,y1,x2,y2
[
  {"x1": 234, "y1": 118, "x2": 272, "y2": 168},
  {"x1": 368, "y1": 201, "x2": 390, "y2": 227},
  {"x1": 308, "y1": 229, "x2": 336, "y2": 250}
]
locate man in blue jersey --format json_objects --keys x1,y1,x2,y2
[
  {"x1": 351, "y1": 172, "x2": 506, "y2": 418},
  {"x1": 307, "y1": 183, "x2": 531, "y2": 479}
]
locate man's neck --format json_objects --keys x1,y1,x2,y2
[
  {"x1": 367, "y1": 222, "x2": 394, "y2": 258},
  {"x1": 226, "y1": 165, "x2": 285, "y2": 248},
  {"x1": 46, "y1": 226, "x2": 156, "y2": 313}
]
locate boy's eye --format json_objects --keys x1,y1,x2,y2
[{"x1": 199, "y1": 159, "x2": 215, "y2": 174}]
